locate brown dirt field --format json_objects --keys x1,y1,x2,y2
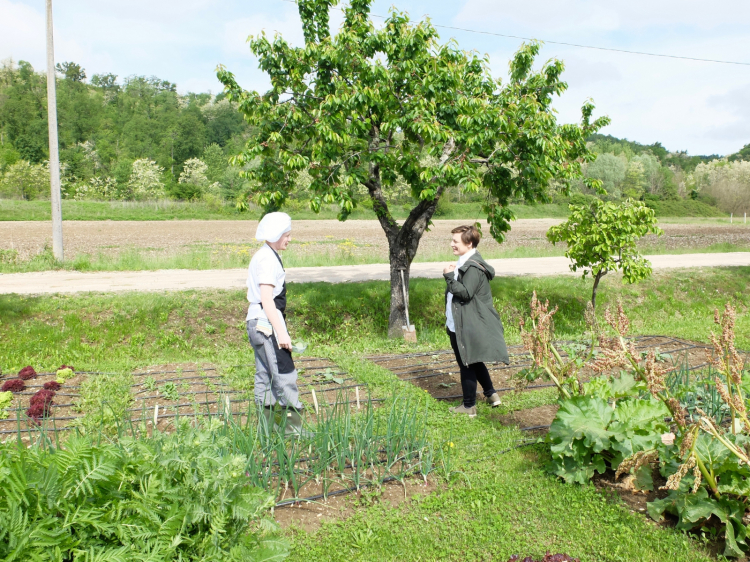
[{"x1": 3, "y1": 219, "x2": 749, "y2": 262}]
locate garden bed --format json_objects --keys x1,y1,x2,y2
[
  {"x1": 370, "y1": 335, "x2": 713, "y2": 407},
  {"x1": 0, "y1": 357, "x2": 374, "y2": 440}
]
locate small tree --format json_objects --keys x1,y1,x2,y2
[
  {"x1": 0, "y1": 160, "x2": 48, "y2": 200},
  {"x1": 128, "y1": 159, "x2": 165, "y2": 200},
  {"x1": 218, "y1": 0, "x2": 609, "y2": 336},
  {"x1": 177, "y1": 158, "x2": 217, "y2": 200},
  {"x1": 547, "y1": 199, "x2": 662, "y2": 309}
]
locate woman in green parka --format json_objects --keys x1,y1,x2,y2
[{"x1": 443, "y1": 225, "x2": 509, "y2": 418}]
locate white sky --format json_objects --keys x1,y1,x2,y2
[{"x1": 1, "y1": 0, "x2": 748, "y2": 155}]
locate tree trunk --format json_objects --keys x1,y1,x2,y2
[
  {"x1": 591, "y1": 270, "x2": 607, "y2": 310},
  {"x1": 383, "y1": 194, "x2": 445, "y2": 337},
  {"x1": 365, "y1": 138, "x2": 455, "y2": 338}
]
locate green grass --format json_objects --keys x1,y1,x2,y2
[
  {"x1": 2, "y1": 269, "x2": 748, "y2": 561},
  {"x1": 2, "y1": 237, "x2": 749, "y2": 275},
  {"x1": 646, "y1": 199, "x2": 726, "y2": 218},
  {"x1": 1, "y1": 198, "x2": 729, "y2": 222},
  {"x1": 0, "y1": 198, "x2": 572, "y2": 222}
]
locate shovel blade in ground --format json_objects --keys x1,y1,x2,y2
[{"x1": 402, "y1": 325, "x2": 417, "y2": 343}]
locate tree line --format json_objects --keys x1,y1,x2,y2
[
  {"x1": 0, "y1": 57, "x2": 747, "y2": 216},
  {"x1": 0, "y1": 59, "x2": 252, "y2": 203}
]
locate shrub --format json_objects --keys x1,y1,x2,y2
[
  {"x1": 0, "y1": 379, "x2": 25, "y2": 393},
  {"x1": 17, "y1": 366, "x2": 37, "y2": 380}
]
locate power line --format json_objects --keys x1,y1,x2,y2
[{"x1": 278, "y1": 0, "x2": 750, "y2": 67}]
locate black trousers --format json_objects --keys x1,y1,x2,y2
[{"x1": 448, "y1": 329, "x2": 496, "y2": 408}]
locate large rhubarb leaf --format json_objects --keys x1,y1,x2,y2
[
  {"x1": 549, "y1": 396, "x2": 613, "y2": 456},
  {"x1": 609, "y1": 399, "x2": 669, "y2": 458}
]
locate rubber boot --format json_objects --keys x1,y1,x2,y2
[
  {"x1": 258, "y1": 405, "x2": 277, "y2": 437},
  {"x1": 284, "y1": 408, "x2": 314, "y2": 439}
]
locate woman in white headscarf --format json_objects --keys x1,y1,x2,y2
[{"x1": 245, "y1": 212, "x2": 309, "y2": 437}]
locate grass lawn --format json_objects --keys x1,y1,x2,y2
[
  {"x1": 0, "y1": 199, "x2": 571, "y2": 222},
  {"x1": 2, "y1": 268, "x2": 748, "y2": 561}
]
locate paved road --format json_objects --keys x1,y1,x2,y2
[{"x1": 1, "y1": 253, "x2": 748, "y2": 295}]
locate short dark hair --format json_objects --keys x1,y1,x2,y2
[{"x1": 451, "y1": 225, "x2": 481, "y2": 248}]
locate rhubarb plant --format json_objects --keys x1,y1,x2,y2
[
  {"x1": 548, "y1": 300, "x2": 750, "y2": 557},
  {"x1": 518, "y1": 291, "x2": 596, "y2": 399}
]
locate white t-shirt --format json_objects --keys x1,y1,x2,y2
[
  {"x1": 445, "y1": 248, "x2": 476, "y2": 332},
  {"x1": 246, "y1": 244, "x2": 286, "y2": 323}
]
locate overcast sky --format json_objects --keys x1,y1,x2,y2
[{"x1": 1, "y1": 0, "x2": 748, "y2": 156}]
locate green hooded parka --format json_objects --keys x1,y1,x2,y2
[{"x1": 444, "y1": 252, "x2": 509, "y2": 366}]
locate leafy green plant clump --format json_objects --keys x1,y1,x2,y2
[
  {"x1": 55, "y1": 367, "x2": 75, "y2": 384},
  {"x1": 547, "y1": 199, "x2": 662, "y2": 308},
  {"x1": 0, "y1": 391, "x2": 12, "y2": 420},
  {"x1": 0, "y1": 419, "x2": 288, "y2": 561}
]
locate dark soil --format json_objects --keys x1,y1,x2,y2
[
  {"x1": 274, "y1": 475, "x2": 439, "y2": 532},
  {"x1": 371, "y1": 335, "x2": 714, "y2": 405}
]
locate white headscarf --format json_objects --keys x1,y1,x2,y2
[{"x1": 255, "y1": 212, "x2": 292, "y2": 243}]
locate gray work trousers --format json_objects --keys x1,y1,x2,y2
[{"x1": 246, "y1": 319, "x2": 302, "y2": 409}]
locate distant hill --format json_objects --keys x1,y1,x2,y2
[
  {"x1": 585, "y1": 134, "x2": 728, "y2": 172},
  {"x1": 729, "y1": 143, "x2": 750, "y2": 162}
]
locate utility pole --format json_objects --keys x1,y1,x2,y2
[{"x1": 46, "y1": 0, "x2": 64, "y2": 261}]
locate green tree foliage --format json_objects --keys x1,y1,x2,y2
[
  {"x1": 0, "y1": 160, "x2": 48, "y2": 199},
  {"x1": 585, "y1": 152, "x2": 627, "y2": 197},
  {"x1": 0, "y1": 59, "x2": 250, "y2": 200},
  {"x1": 55, "y1": 61, "x2": 86, "y2": 82},
  {"x1": 546, "y1": 199, "x2": 662, "y2": 308},
  {"x1": 127, "y1": 158, "x2": 166, "y2": 200},
  {"x1": 587, "y1": 133, "x2": 720, "y2": 172},
  {"x1": 693, "y1": 159, "x2": 750, "y2": 215},
  {"x1": 728, "y1": 143, "x2": 750, "y2": 162},
  {"x1": 217, "y1": 0, "x2": 609, "y2": 335}
]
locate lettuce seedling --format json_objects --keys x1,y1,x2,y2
[
  {"x1": 0, "y1": 391, "x2": 12, "y2": 419},
  {"x1": 1, "y1": 379, "x2": 25, "y2": 393},
  {"x1": 56, "y1": 368, "x2": 75, "y2": 384},
  {"x1": 18, "y1": 366, "x2": 37, "y2": 380}
]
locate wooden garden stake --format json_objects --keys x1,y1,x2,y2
[
  {"x1": 153, "y1": 404, "x2": 159, "y2": 428},
  {"x1": 355, "y1": 386, "x2": 361, "y2": 410},
  {"x1": 311, "y1": 388, "x2": 320, "y2": 415}
]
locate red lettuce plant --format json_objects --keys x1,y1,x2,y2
[
  {"x1": 18, "y1": 366, "x2": 38, "y2": 380},
  {"x1": 27, "y1": 389, "x2": 55, "y2": 420},
  {"x1": 1, "y1": 379, "x2": 25, "y2": 393},
  {"x1": 43, "y1": 381, "x2": 62, "y2": 391}
]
